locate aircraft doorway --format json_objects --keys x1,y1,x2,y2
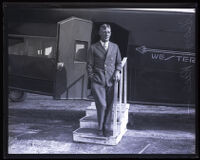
[
  {"x1": 91, "y1": 22, "x2": 129, "y2": 58},
  {"x1": 87, "y1": 22, "x2": 129, "y2": 98}
]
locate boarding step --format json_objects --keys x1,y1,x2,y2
[
  {"x1": 86, "y1": 103, "x2": 130, "y2": 116},
  {"x1": 83, "y1": 108, "x2": 129, "y2": 124},
  {"x1": 87, "y1": 102, "x2": 129, "y2": 109},
  {"x1": 73, "y1": 102, "x2": 130, "y2": 145},
  {"x1": 73, "y1": 127, "x2": 127, "y2": 145},
  {"x1": 80, "y1": 114, "x2": 128, "y2": 131}
]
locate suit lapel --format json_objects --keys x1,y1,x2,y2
[
  {"x1": 105, "y1": 42, "x2": 113, "y2": 61},
  {"x1": 96, "y1": 42, "x2": 107, "y2": 54}
]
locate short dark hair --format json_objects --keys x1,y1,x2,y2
[{"x1": 99, "y1": 24, "x2": 111, "y2": 31}]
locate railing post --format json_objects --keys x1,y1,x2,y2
[
  {"x1": 124, "y1": 62, "x2": 127, "y2": 105},
  {"x1": 113, "y1": 80, "x2": 118, "y2": 137},
  {"x1": 119, "y1": 68, "x2": 123, "y2": 122},
  {"x1": 113, "y1": 57, "x2": 127, "y2": 137}
]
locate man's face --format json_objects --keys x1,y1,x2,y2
[{"x1": 99, "y1": 27, "x2": 111, "y2": 42}]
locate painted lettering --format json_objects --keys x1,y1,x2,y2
[
  {"x1": 190, "y1": 57, "x2": 195, "y2": 63},
  {"x1": 150, "y1": 53, "x2": 195, "y2": 63},
  {"x1": 151, "y1": 53, "x2": 159, "y2": 59},
  {"x1": 164, "y1": 56, "x2": 174, "y2": 60},
  {"x1": 182, "y1": 56, "x2": 189, "y2": 63},
  {"x1": 176, "y1": 56, "x2": 182, "y2": 62},
  {"x1": 159, "y1": 54, "x2": 165, "y2": 60}
]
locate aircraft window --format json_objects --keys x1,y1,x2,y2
[
  {"x1": 37, "y1": 49, "x2": 43, "y2": 55},
  {"x1": 26, "y1": 38, "x2": 43, "y2": 57},
  {"x1": 8, "y1": 36, "x2": 56, "y2": 58},
  {"x1": 43, "y1": 40, "x2": 56, "y2": 58},
  {"x1": 8, "y1": 37, "x2": 26, "y2": 56},
  {"x1": 74, "y1": 40, "x2": 88, "y2": 63},
  {"x1": 45, "y1": 47, "x2": 53, "y2": 56}
]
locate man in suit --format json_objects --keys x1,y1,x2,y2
[{"x1": 87, "y1": 24, "x2": 122, "y2": 137}]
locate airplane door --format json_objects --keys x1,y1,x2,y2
[{"x1": 55, "y1": 17, "x2": 92, "y2": 99}]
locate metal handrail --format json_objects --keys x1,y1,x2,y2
[{"x1": 121, "y1": 57, "x2": 127, "y2": 67}]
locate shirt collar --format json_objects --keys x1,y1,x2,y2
[{"x1": 100, "y1": 40, "x2": 109, "y2": 46}]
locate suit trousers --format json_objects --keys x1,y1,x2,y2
[{"x1": 91, "y1": 82, "x2": 114, "y2": 131}]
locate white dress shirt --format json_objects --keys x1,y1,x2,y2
[{"x1": 100, "y1": 40, "x2": 109, "y2": 51}]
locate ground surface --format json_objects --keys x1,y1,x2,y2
[{"x1": 8, "y1": 93, "x2": 195, "y2": 155}]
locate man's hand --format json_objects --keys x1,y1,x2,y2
[
  {"x1": 57, "y1": 62, "x2": 64, "y2": 71},
  {"x1": 113, "y1": 70, "x2": 121, "y2": 81}
]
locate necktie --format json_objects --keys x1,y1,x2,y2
[{"x1": 103, "y1": 43, "x2": 108, "y2": 51}]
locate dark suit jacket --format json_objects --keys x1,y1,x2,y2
[{"x1": 87, "y1": 41, "x2": 122, "y2": 87}]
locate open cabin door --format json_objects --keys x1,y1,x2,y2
[{"x1": 55, "y1": 17, "x2": 92, "y2": 99}]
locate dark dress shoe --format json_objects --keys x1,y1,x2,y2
[
  {"x1": 97, "y1": 130, "x2": 104, "y2": 136},
  {"x1": 104, "y1": 130, "x2": 113, "y2": 137}
]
